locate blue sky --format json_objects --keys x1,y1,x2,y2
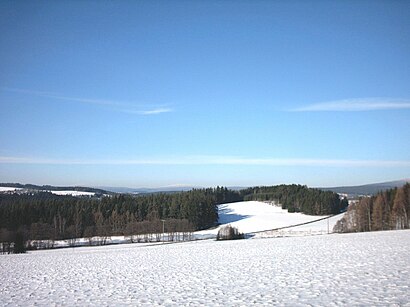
[{"x1": 0, "y1": 1, "x2": 409, "y2": 188}]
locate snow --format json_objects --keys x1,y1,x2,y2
[
  {"x1": 1, "y1": 230, "x2": 409, "y2": 306},
  {"x1": 49, "y1": 236, "x2": 169, "y2": 248},
  {"x1": 41, "y1": 201, "x2": 342, "y2": 247},
  {"x1": 48, "y1": 190, "x2": 95, "y2": 196},
  {"x1": 0, "y1": 187, "x2": 95, "y2": 196},
  {"x1": 196, "y1": 201, "x2": 341, "y2": 239},
  {"x1": 0, "y1": 187, "x2": 21, "y2": 192},
  {"x1": 255, "y1": 213, "x2": 345, "y2": 238}
]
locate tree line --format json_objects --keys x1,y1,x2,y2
[
  {"x1": 334, "y1": 183, "x2": 410, "y2": 232},
  {"x1": 0, "y1": 182, "x2": 110, "y2": 196},
  {"x1": 0, "y1": 184, "x2": 345, "y2": 253},
  {"x1": 0, "y1": 187, "x2": 241, "y2": 252},
  {"x1": 241, "y1": 184, "x2": 348, "y2": 215}
]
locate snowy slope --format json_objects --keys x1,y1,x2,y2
[
  {"x1": 0, "y1": 187, "x2": 95, "y2": 196},
  {"x1": 1, "y1": 230, "x2": 409, "y2": 306},
  {"x1": 48, "y1": 190, "x2": 95, "y2": 196},
  {"x1": 0, "y1": 187, "x2": 22, "y2": 192},
  {"x1": 196, "y1": 201, "x2": 341, "y2": 238}
]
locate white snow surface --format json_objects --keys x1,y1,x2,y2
[
  {"x1": 48, "y1": 190, "x2": 95, "y2": 196},
  {"x1": 196, "y1": 201, "x2": 341, "y2": 238},
  {"x1": 1, "y1": 230, "x2": 409, "y2": 306},
  {"x1": 0, "y1": 187, "x2": 21, "y2": 192},
  {"x1": 30, "y1": 201, "x2": 343, "y2": 248},
  {"x1": 0, "y1": 187, "x2": 94, "y2": 196}
]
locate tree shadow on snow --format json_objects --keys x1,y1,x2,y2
[{"x1": 218, "y1": 205, "x2": 251, "y2": 224}]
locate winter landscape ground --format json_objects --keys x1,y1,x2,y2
[
  {"x1": 196, "y1": 201, "x2": 342, "y2": 239},
  {"x1": 1, "y1": 230, "x2": 409, "y2": 306},
  {"x1": 29, "y1": 201, "x2": 342, "y2": 247}
]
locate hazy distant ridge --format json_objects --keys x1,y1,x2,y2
[
  {"x1": 2, "y1": 180, "x2": 409, "y2": 197},
  {"x1": 320, "y1": 179, "x2": 410, "y2": 196},
  {"x1": 0, "y1": 183, "x2": 110, "y2": 195}
]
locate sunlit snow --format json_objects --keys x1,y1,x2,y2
[
  {"x1": 0, "y1": 187, "x2": 95, "y2": 196},
  {"x1": 0, "y1": 187, "x2": 21, "y2": 192},
  {"x1": 48, "y1": 190, "x2": 95, "y2": 196},
  {"x1": 1, "y1": 230, "x2": 409, "y2": 306},
  {"x1": 196, "y1": 201, "x2": 342, "y2": 238}
]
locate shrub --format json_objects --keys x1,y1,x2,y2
[{"x1": 216, "y1": 225, "x2": 244, "y2": 240}]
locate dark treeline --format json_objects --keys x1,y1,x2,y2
[
  {"x1": 241, "y1": 184, "x2": 347, "y2": 215},
  {"x1": 0, "y1": 183, "x2": 110, "y2": 196},
  {"x1": 334, "y1": 184, "x2": 410, "y2": 232},
  {"x1": 0, "y1": 184, "x2": 345, "y2": 253},
  {"x1": 0, "y1": 187, "x2": 241, "y2": 252}
]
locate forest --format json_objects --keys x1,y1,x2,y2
[
  {"x1": 334, "y1": 183, "x2": 410, "y2": 232},
  {"x1": 0, "y1": 187, "x2": 239, "y2": 252},
  {"x1": 241, "y1": 184, "x2": 348, "y2": 215},
  {"x1": 0, "y1": 184, "x2": 346, "y2": 253}
]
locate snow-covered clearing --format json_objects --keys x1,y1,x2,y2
[
  {"x1": 0, "y1": 187, "x2": 21, "y2": 192},
  {"x1": 196, "y1": 201, "x2": 342, "y2": 239},
  {"x1": 48, "y1": 190, "x2": 95, "y2": 196},
  {"x1": 1, "y1": 230, "x2": 409, "y2": 306},
  {"x1": 32, "y1": 201, "x2": 342, "y2": 248},
  {"x1": 254, "y1": 213, "x2": 345, "y2": 238},
  {"x1": 0, "y1": 187, "x2": 95, "y2": 196}
]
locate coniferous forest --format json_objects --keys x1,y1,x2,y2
[
  {"x1": 0, "y1": 184, "x2": 348, "y2": 252},
  {"x1": 241, "y1": 184, "x2": 348, "y2": 215},
  {"x1": 334, "y1": 183, "x2": 410, "y2": 233}
]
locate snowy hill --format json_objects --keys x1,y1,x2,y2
[
  {"x1": 0, "y1": 184, "x2": 109, "y2": 196},
  {"x1": 0, "y1": 186, "x2": 96, "y2": 197},
  {"x1": 196, "y1": 201, "x2": 343, "y2": 239},
  {"x1": 47, "y1": 190, "x2": 95, "y2": 196},
  {"x1": 2, "y1": 230, "x2": 409, "y2": 306},
  {"x1": 320, "y1": 179, "x2": 410, "y2": 196},
  {"x1": 0, "y1": 187, "x2": 22, "y2": 192}
]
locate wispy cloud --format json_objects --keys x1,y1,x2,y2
[
  {"x1": 140, "y1": 108, "x2": 173, "y2": 115},
  {"x1": 125, "y1": 107, "x2": 173, "y2": 115},
  {"x1": 1, "y1": 87, "x2": 173, "y2": 115},
  {"x1": 1, "y1": 155, "x2": 409, "y2": 167},
  {"x1": 291, "y1": 98, "x2": 410, "y2": 112},
  {"x1": 1, "y1": 87, "x2": 126, "y2": 107}
]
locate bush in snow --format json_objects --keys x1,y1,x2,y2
[{"x1": 216, "y1": 225, "x2": 244, "y2": 241}]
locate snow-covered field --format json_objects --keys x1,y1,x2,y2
[
  {"x1": 1, "y1": 230, "x2": 409, "y2": 306},
  {"x1": 48, "y1": 190, "x2": 95, "y2": 196},
  {"x1": 0, "y1": 187, "x2": 94, "y2": 196},
  {"x1": 196, "y1": 201, "x2": 341, "y2": 239},
  {"x1": 254, "y1": 213, "x2": 345, "y2": 238},
  {"x1": 34, "y1": 201, "x2": 341, "y2": 248},
  {"x1": 0, "y1": 187, "x2": 21, "y2": 192}
]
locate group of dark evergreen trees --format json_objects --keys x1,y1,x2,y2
[
  {"x1": 0, "y1": 187, "x2": 240, "y2": 252},
  {"x1": 241, "y1": 184, "x2": 348, "y2": 215},
  {"x1": 0, "y1": 184, "x2": 346, "y2": 253},
  {"x1": 334, "y1": 184, "x2": 410, "y2": 233}
]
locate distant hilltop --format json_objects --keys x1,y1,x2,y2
[
  {"x1": 1, "y1": 179, "x2": 409, "y2": 198},
  {"x1": 320, "y1": 179, "x2": 410, "y2": 197},
  {"x1": 0, "y1": 183, "x2": 111, "y2": 196}
]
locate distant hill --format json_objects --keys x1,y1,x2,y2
[
  {"x1": 99, "y1": 185, "x2": 247, "y2": 194},
  {"x1": 320, "y1": 179, "x2": 410, "y2": 197},
  {"x1": 1, "y1": 183, "x2": 238, "y2": 195},
  {"x1": 98, "y1": 186, "x2": 198, "y2": 194},
  {"x1": 0, "y1": 183, "x2": 111, "y2": 195},
  {"x1": 3, "y1": 180, "x2": 408, "y2": 198}
]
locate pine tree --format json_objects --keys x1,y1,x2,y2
[
  {"x1": 372, "y1": 194, "x2": 384, "y2": 231},
  {"x1": 14, "y1": 232, "x2": 26, "y2": 254},
  {"x1": 392, "y1": 187, "x2": 407, "y2": 229}
]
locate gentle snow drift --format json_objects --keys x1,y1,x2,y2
[{"x1": 1, "y1": 230, "x2": 409, "y2": 306}]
